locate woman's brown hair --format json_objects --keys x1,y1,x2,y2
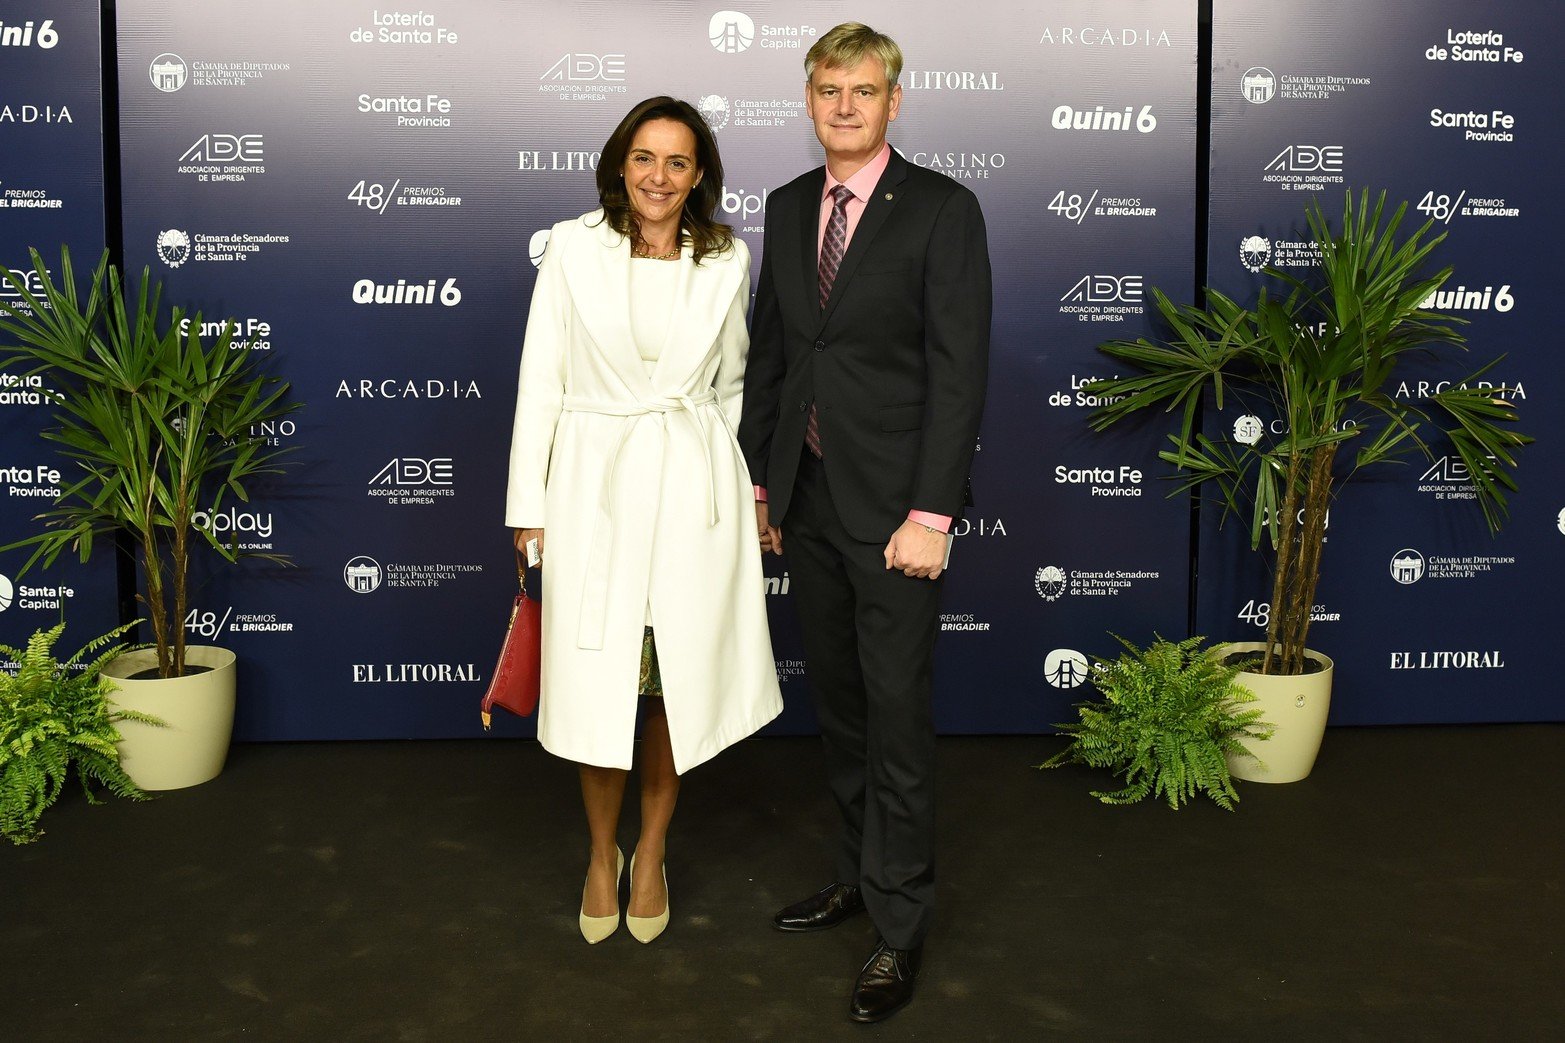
[{"x1": 595, "y1": 96, "x2": 734, "y2": 264}]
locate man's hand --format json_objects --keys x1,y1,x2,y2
[
  {"x1": 883, "y1": 520, "x2": 945, "y2": 580},
  {"x1": 756, "y1": 502, "x2": 783, "y2": 555},
  {"x1": 513, "y1": 527, "x2": 545, "y2": 566}
]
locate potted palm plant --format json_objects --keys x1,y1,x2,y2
[
  {"x1": 0, "y1": 246, "x2": 298, "y2": 790},
  {"x1": 1085, "y1": 190, "x2": 1529, "y2": 782}
]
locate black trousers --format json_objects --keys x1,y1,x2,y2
[{"x1": 785, "y1": 451, "x2": 941, "y2": 949}]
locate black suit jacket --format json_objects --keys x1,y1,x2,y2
[{"x1": 740, "y1": 149, "x2": 992, "y2": 543}]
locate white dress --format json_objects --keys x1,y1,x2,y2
[{"x1": 505, "y1": 212, "x2": 782, "y2": 773}]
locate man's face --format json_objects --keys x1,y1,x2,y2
[{"x1": 806, "y1": 56, "x2": 901, "y2": 165}]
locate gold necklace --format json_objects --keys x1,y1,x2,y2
[{"x1": 635, "y1": 244, "x2": 680, "y2": 260}]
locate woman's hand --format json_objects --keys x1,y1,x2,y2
[{"x1": 513, "y1": 527, "x2": 545, "y2": 566}]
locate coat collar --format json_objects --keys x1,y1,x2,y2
[{"x1": 560, "y1": 211, "x2": 740, "y2": 396}]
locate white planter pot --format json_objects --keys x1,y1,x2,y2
[
  {"x1": 1221, "y1": 641, "x2": 1334, "y2": 784},
  {"x1": 103, "y1": 645, "x2": 237, "y2": 791}
]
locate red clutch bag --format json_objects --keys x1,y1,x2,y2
[{"x1": 480, "y1": 558, "x2": 541, "y2": 728}]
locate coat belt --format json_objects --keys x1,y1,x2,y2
[{"x1": 562, "y1": 389, "x2": 732, "y2": 650}]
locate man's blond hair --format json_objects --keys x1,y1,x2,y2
[{"x1": 804, "y1": 22, "x2": 903, "y2": 88}]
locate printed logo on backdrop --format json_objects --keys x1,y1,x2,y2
[
  {"x1": 1390, "y1": 547, "x2": 1516, "y2": 584},
  {"x1": 343, "y1": 555, "x2": 483, "y2": 593},
  {"x1": 369, "y1": 457, "x2": 455, "y2": 507},
  {"x1": 0, "y1": 102, "x2": 72, "y2": 125},
  {"x1": 1429, "y1": 107, "x2": 1515, "y2": 144},
  {"x1": 517, "y1": 147, "x2": 600, "y2": 172},
  {"x1": 1389, "y1": 649, "x2": 1506, "y2": 670},
  {"x1": 1035, "y1": 564, "x2": 1158, "y2": 600},
  {"x1": 1045, "y1": 190, "x2": 1156, "y2": 223},
  {"x1": 2, "y1": 460, "x2": 62, "y2": 500},
  {"x1": 1394, "y1": 377, "x2": 1523, "y2": 401},
  {"x1": 357, "y1": 92, "x2": 454, "y2": 129},
  {"x1": 178, "y1": 134, "x2": 265, "y2": 182},
  {"x1": 1233, "y1": 415, "x2": 1265, "y2": 445},
  {"x1": 0, "y1": 180, "x2": 65, "y2": 211},
  {"x1": 178, "y1": 315, "x2": 273, "y2": 352},
  {"x1": 351, "y1": 662, "x2": 478, "y2": 683},
  {"x1": 334, "y1": 377, "x2": 481, "y2": 400},
  {"x1": 540, "y1": 52, "x2": 626, "y2": 103},
  {"x1": 0, "y1": 371, "x2": 52, "y2": 405},
  {"x1": 529, "y1": 230, "x2": 551, "y2": 268},
  {"x1": 1416, "y1": 283, "x2": 1515, "y2": 313},
  {"x1": 249, "y1": 418, "x2": 296, "y2": 447},
  {"x1": 721, "y1": 185, "x2": 769, "y2": 233},
  {"x1": 695, "y1": 96, "x2": 805, "y2": 132},
  {"x1": 350, "y1": 277, "x2": 462, "y2": 306},
  {"x1": 349, "y1": 10, "x2": 460, "y2": 46},
  {"x1": 1416, "y1": 191, "x2": 1519, "y2": 224},
  {"x1": 1044, "y1": 648, "x2": 1090, "y2": 690},
  {"x1": 763, "y1": 571, "x2": 789, "y2": 597},
  {"x1": 708, "y1": 10, "x2": 815, "y2": 54},
  {"x1": 156, "y1": 229, "x2": 290, "y2": 267},
  {"x1": 1047, "y1": 374, "x2": 1124, "y2": 410},
  {"x1": 1051, "y1": 103, "x2": 1157, "y2": 134},
  {"x1": 1240, "y1": 64, "x2": 1370, "y2": 104},
  {"x1": 1262, "y1": 145, "x2": 1344, "y2": 193},
  {"x1": 0, "y1": 572, "x2": 75, "y2": 614},
  {"x1": 0, "y1": 18, "x2": 59, "y2": 48},
  {"x1": 1424, "y1": 29, "x2": 1524, "y2": 66},
  {"x1": 1054, "y1": 464, "x2": 1143, "y2": 498},
  {"x1": 349, "y1": 179, "x2": 462, "y2": 213},
  {"x1": 1059, "y1": 274, "x2": 1144, "y2": 323},
  {"x1": 902, "y1": 70, "x2": 1005, "y2": 92},
  {"x1": 150, "y1": 52, "x2": 290, "y2": 91},
  {"x1": 1236, "y1": 599, "x2": 1339, "y2": 632},
  {"x1": 1557, "y1": 507, "x2": 1565, "y2": 536},
  {"x1": 1416, "y1": 455, "x2": 1483, "y2": 503},
  {"x1": 193, "y1": 506, "x2": 276, "y2": 552},
  {"x1": 774, "y1": 658, "x2": 805, "y2": 684},
  {"x1": 1038, "y1": 27, "x2": 1172, "y2": 48},
  {"x1": 1239, "y1": 234, "x2": 1320, "y2": 271},
  {"x1": 941, "y1": 611, "x2": 992, "y2": 633},
  {"x1": 908, "y1": 150, "x2": 1007, "y2": 182},
  {"x1": 184, "y1": 605, "x2": 296, "y2": 640}
]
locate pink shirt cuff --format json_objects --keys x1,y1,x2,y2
[
  {"x1": 754, "y1": 486, "x2": 767, "y2": 502},
  {"x1": 908, "y1": 510, "x2": 951, "y2": 533}
]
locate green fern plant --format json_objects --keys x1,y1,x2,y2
[
  {"x1": 1041, "y1": 635, "x2": 1273, "y2": 810},
  {"x1": 1, "y1": 623, "x2": 159, "y2": 844}
]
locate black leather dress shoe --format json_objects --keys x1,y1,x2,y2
[
  {"x1": 849, "y1": 939, "x2": 922, "y2": 1023},
  {"x1": 772, "y1": 882, "x2": 865, "y2": 932}
]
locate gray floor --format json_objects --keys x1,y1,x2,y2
[{"x1": 5, "y1": 726, "x2": 1562, "y2": 1040}]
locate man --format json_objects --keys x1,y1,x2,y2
[{"x1": 739, "y1": 22, "x2": 991, "y2": 1024}]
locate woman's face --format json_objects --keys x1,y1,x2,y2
[{"x1": 622, "y1": 117, "x2": 702, "y2": 235}]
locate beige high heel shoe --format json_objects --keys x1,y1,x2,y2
[
  {"x1": 579, "y1": 847, "x2": 624, "y2": 944},
  {"x1": 625, "y1": 852, "x2": 670, "y2": 944}
]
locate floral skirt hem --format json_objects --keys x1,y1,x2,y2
[{"x1": 638, "y1": 626, "x2": 663, "y2": 698}]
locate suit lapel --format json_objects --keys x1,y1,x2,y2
[{"x1": 818, "y1": 151, "x2": 909, "y2": 330}]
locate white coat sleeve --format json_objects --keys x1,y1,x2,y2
[
  {"x1": 713, "y1": 238, "x2": 752, "y2": 434},
  {"x1": 504, "y1": 221, "x2": 572, "y2": 528}
]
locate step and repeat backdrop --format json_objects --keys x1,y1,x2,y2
[
  {"x1": 1204, "y1": 0, "x2": 1564, "y2": 723},
  {"x1": 0, "y1": 1, "x2": 119, "y2": 662},
  {"x1": 4, "y1": 1, "x2": 1557, "y2": 738}
]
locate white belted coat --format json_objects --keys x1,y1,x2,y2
[{"x1": 505, "y1": 212, "x2": 782, "y2": 773}]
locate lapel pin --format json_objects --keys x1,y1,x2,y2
[{"x1": 885, "y1": 193, "x2": 894, "y2": 200}]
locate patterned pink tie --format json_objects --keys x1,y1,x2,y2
[{"x1": 808, "y1": 184, "x2": 855, "y2": 458}]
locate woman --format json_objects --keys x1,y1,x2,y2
[{"x1": 505, "y1": 97, "x2": 782, "y2": 945}]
